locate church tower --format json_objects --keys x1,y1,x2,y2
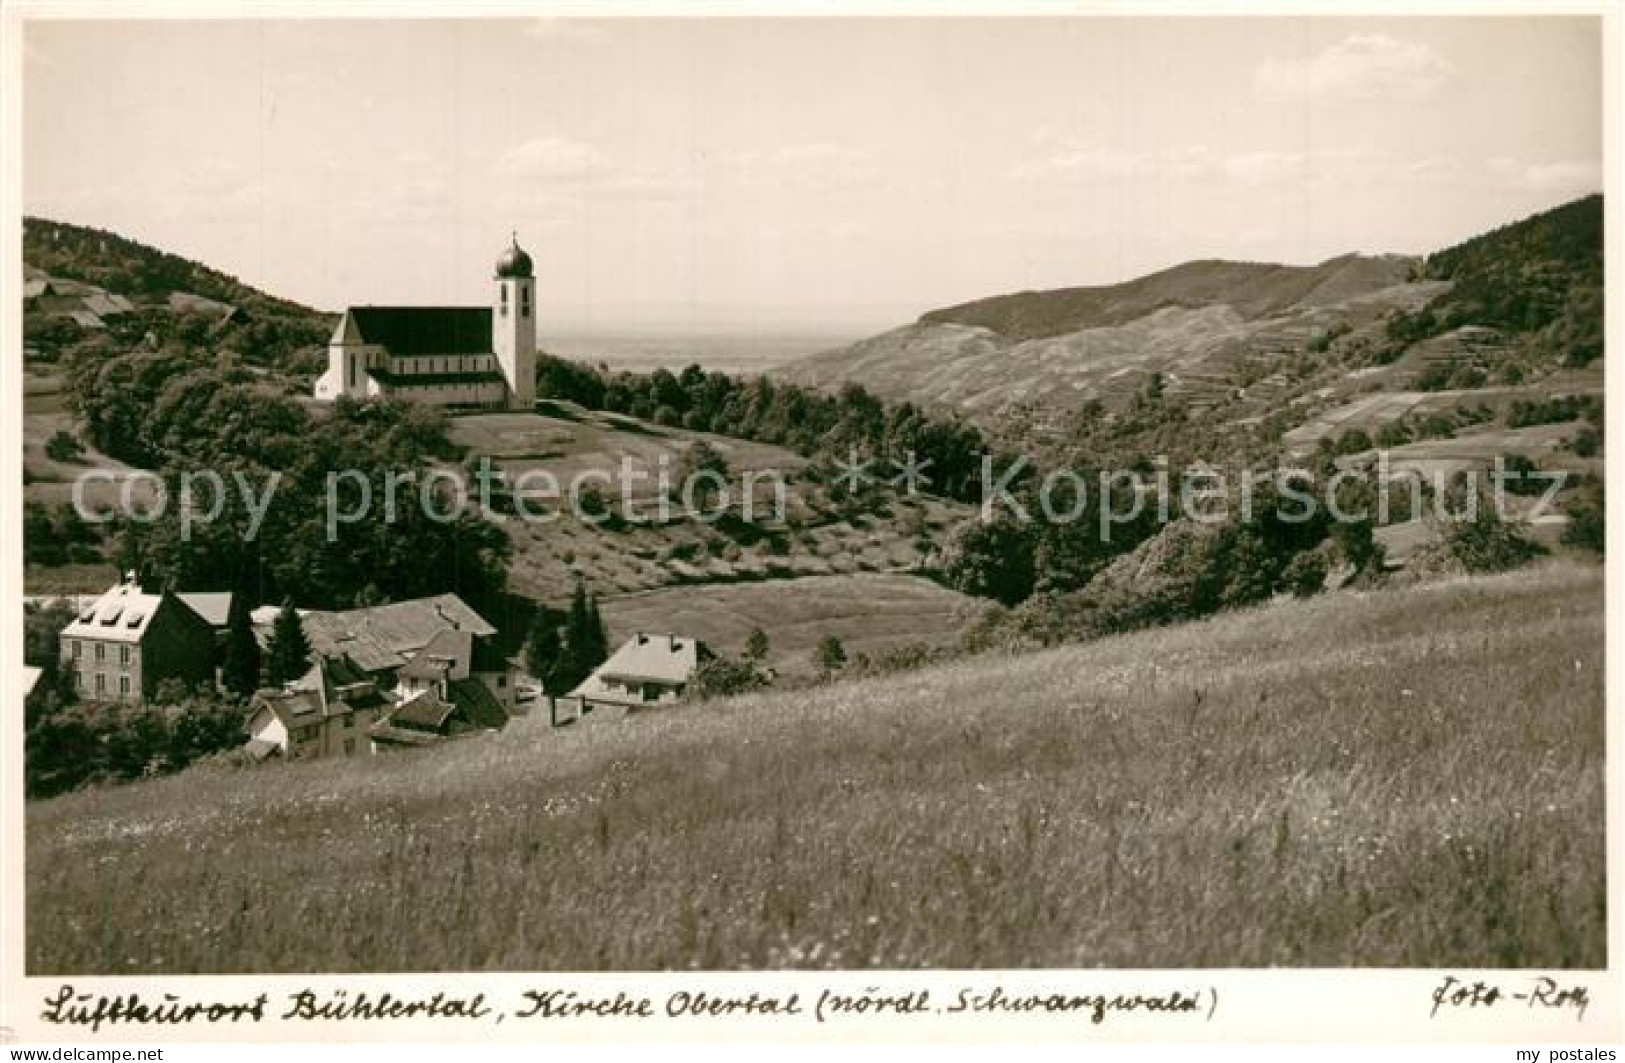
[{"x1": 492, "y1": 232, "x2": 536, "y2": 409}]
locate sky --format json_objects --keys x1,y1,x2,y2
[{"x1": 22, "y1": 15, "x2": 1604, "y2": 335}]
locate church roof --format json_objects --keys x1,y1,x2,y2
[
  {"x1": 341, "y1": 307, "x2": 493, "y2": 357},
  {"x1": 495, "y1": 236, "x2": 533, "y2": 279}
]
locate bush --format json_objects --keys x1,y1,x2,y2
[
  {"x1": 1495, "y1": 454, "x2": 1552, "y2": 497},
  {"x1": 1567, "y1": 428, "x2": 1600, "y2": 458},
  {"x1": 939, "y1": 516, "x2": 1036, "y2": 605},
  {"x1": 813, "y1": 635, "x2": 848, "y2": 674},
  {"x1": 1281, "y1": 549, "x2": 1330, "y2": 598},
  {"x1": 1562, "y1": 481, "x2": 1604, "y2": 555},
  {"x1": 686, "y1": 656, "x2": 770, "y2": 701},
  {"x1": 1441, "y1": 492, "x2": 1543, "y2": 573},
  {"x1": 44, "y1": 430, "x2": 85, "y2": 463}
]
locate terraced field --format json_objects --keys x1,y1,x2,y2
[
  {"x1": 448, "y1": 407, "x2": 972, "y2": 603},
  {"x1": 597, "y1": 572, "x2": 985, "y2": 676}
]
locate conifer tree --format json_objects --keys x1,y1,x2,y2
[
  {"x1": 525, "y1": 612, "x2": 563, "y2": 691},
  {"x1": 219, "y1": 592, "x2": 262, "y2": 698},
  {"x1": 264, "y1": 600, "x2": 311, "y2": 686}
]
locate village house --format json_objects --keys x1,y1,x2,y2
[
  {"x1": 244, "y1": 653, "x2": 390, "y2": 761},
  {"x1": 57, "y1": 575, "x2": 217, "y2": 703},
  {"x1": 312, "y1": 234, "x2": 536, "y2": 410},
  {"x1": 24, "y1": 267, "x2": 135, "y2": 330},
  {"x1": 368, "y1": 666, "x2": 510, "y2": 751},
  {"x1": 243, "y1": 592, "x2": 521, "y2": 761},
  {"x1": 294, "y1": 593, "x2": 512, "y2": 694},
  {"x1": 570, "y1": 632, "x2": 713, "y2": 713}
]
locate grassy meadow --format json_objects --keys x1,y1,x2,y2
[{"x1": 27, "y1": 561, "x2": 1605, "y2": 973}]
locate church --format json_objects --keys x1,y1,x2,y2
[{"x1": 313, "y1": 235, "x2": 537, "y2": 409}]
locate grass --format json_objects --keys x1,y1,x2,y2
[
  {"x1": 598, "y1": 573, "x2": 984, "y2": 676},
  {"x1": 26, "y1": 561, "x2": 1605, "y2": 973},
  {"x1": 22, "y1": 368, "x2": 134, "y2": 511}
]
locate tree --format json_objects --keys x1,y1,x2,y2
[
  {"x1": 1562, "y1": 480, "x2": 1604, "y2": 555},
  {"x1": 219, "y1": 592, "x2": 262, "y2": 698},
  {"x1": 264, "y1": 600, "x2": 312, "y2": 686},
  {"x1": 549, "y1": 583, "x2": 611, "y2": 694},
  {"x1": 939, "y1": 517, "x2": 1036, "y2": 605},
  {"x1": 584, "y1": 594, "x2": 609, "y2": 666},
  {"x1": 525, "y1": 610, "x2": 564, "y2": 690},
  {"x1": 674, "y1": 440, "x2": 730, "y2": 507},
  {"x1": 44, "y1": 430, "x2": 84, "y2": 463},
  {"x1": 687, "y1": 656, "x2": 769, "y2": 701},
  {"x1": 1441, "y1": 487, "x2": 1543, "y2": 573},
  {"x1": 813, "y1": 634, "x2": 847, "y2": 675},
  {"x1": 743, "y1": 626, "x2": 770, "y2": 662}
]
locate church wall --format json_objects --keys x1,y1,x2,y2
[{"x1": 378, "y1": 380, "x2": 509, "y2": 407}]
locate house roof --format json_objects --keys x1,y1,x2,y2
[
  {"x1": 447, "y1": 676, "x2": 509, "y2": 730},
  {"x1": 82, "y1": 292, "x2": 134, "y2": 316},
  {"x1": 398, "y1": 627, "x2": 472, "y2": 680},
  {"x1": 390, "y1": 689, "x2": 458, "y2": 730},
  {"x1": 381, "y1": 675, "x2": 508, "y2": 734},
  {"x1": 368, "y1": 721, "x2": 446, "y2": 747},
  {"x1": 339, "y1": 307, "x2": 493, "y2": 357},
  {"x1": 573, "y1": 632, "x2": 710, "y2": 695},
  {"x1": 300, "y1": 594, "x2": 496, "y2": 675},
  {"x1": 59, "y1": 579, "x2": 209, "y2": 644},
  {"x1": 395, "y1": 628, "x2": 511, "y2": 679},
  {"x1": 255, "y1": 653, "x2": 387, "y2": 727},
  {"x1": 23, "y1": 666, "x2": 43, "y2": 698},
  {"x1": 176, "y1": 591, "x2": 234, "y2": 628},
  {"x1": 244, "y1": 738, "x2": 283, "y2": 760},
  {"x1": 167, "y1": 291, "x2": 234, "y2": 315}
]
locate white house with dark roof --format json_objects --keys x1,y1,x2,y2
[
  {"x1": 312, "y1": 234, "x2": 537, "y2": 409},
  {"x1": 570, "y1": 632, "x2": 713, "y2": 712},
  {"x1": 244, "y1": 653, "x2": 391, "y2": 761},
  {"x1": 58, "y1": 575, "x2": 217, "y2": 703}
]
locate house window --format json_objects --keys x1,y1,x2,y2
[
  {"x1": 496, "y1": 675, "x2": 506, "y2": 688},
  {"x1": 95, "y1": 643, "x2": 105, "y2": 662},
  {"x1": 95, "y1": 673, "x2": 106, "y2": 695},
  {"x1": 343, "y1": 713, "x2": 353, "y2": 728},
  {"x1": 120, "y1": 645, "x2": 130, "y2": 665},
  {"x1": 343, "y1": 738, "x2": 356, "y2": 756},
  {"x1": 74, "y1": 672, "x2": 84, "y2": 691},
  {"x1": 119, "y1": 675, "x2": 131, "y2": 695},
  {"x1": 521, "y1": 287, "x2": 530, "y2": 319},
  {"x1": 70, "y1": 640, "x2": 81, "y2": 660}
]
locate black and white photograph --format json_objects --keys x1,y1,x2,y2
[{"x1": 2, "y1": 2, "x2": 1617, "y2": 1048}]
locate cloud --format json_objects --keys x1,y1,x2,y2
[
  {"x1": 1254, "y1": 34, "x2": 1456, "y2": 102},
  {"x1": 495, "y1": 137, "x2": 611, "y2": 183},
  {"x1": 1486, "y1": 156, "x2": 1602, "y2": 194},
  {"x1": 1008, "y1": 135, "x2": 1603, "y2": 201}
]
